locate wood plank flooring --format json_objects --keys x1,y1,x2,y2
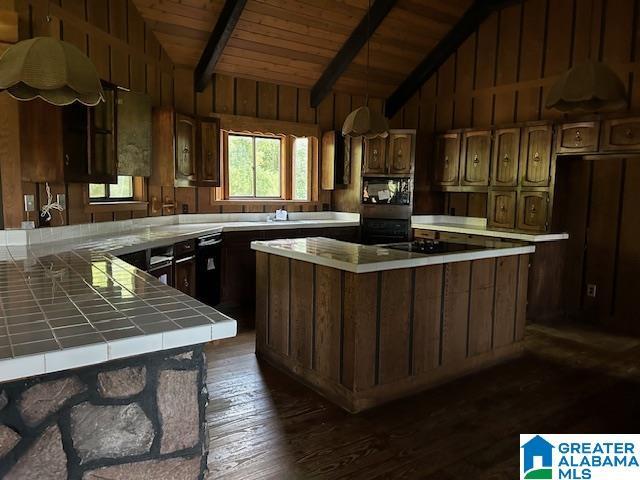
[{"x1": 205, "y1": 324, "x2": 640, "y2": 479}]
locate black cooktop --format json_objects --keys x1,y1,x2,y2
[{"x1": 384, "y1": 239, "x2": 485, "y2": 255}]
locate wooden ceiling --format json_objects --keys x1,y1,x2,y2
[{"x1": 132, "y1": 0, "x2": 473, "y2": 98}]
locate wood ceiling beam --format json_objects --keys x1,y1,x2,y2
[
  {"x1": 194, "y1": 0, "x2": 247, "y2": 92},
  {"x1": 384, "y1": 0, "x2": 524, "y2": 118},
  {"x1": 310, "y1": 0, "x2": 397, "y2": 108}
]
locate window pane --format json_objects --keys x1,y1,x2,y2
[
  {"x1": 109, "y1": 176, "x2": 133, "y2": 199},
  {"x1": 293, "y1": 137, "x2": 309, "y2": 200},
  {"x1": 228, "y1": 135, "x2": 255, "y2": 197},
  {"x1": 89, "y1": 183, "x2": 106, "y2": 199},
  {"x1": 255, "y1": 137, "x2": 281, "y2": 197}
]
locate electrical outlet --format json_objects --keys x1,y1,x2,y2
[
  {"x1": 587, "y1": 284, "x2": 597, "y2": 298},
  {"x1": 56, "y1": 193, "x2": 66, "y2": 210},
  {"x1": 182, "y1": 204, "x2": 189, "y2": 214},
  {"x1": 23, "y1": 194, "x2": 35, "y2": 212}
]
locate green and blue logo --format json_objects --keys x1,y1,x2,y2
[{"x1": 521, "y1": 435, "x2": 555, "y2": 479}]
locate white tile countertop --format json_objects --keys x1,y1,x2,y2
[
  {"x1": 411, "y1": 215, "x2": 569, "y2": 242},
  {"x1": 0, "y1": 212, "x2": 360, "y2": 382},
  {"x1": 251, "y1": 237, "x2": 535, "y2": 274}
]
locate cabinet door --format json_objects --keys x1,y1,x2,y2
[
  {"x1": 149, "y1": 263, "x2": 173, "y2": 287},
  {"x1": 520, "y1": 124, "x2": 552, "y2": 187},
  {"x1": 388, "y1": 132, "x2": 414, "y2": 174},
  {"x1": 461, "y1": 130, "x2": 491, "y2": 186},
  {"x1": 220, "y1": 232, "x2": 259, "y2": 305},
  {"x1": 174, "y1": 256, "x2": 196, "y2": 297},
  {"x1": 175, "y1": 113, "x2": 196, "y2": 186},
  {"x1": 90, "y1": 87, "x2": 117, "y2": 182},
  {"x1": 517, "y1": 191, "x2": 549, "y2": 232},
  {"x1": 433, "y1": 132, "x2": 461, "y2": 186},
  {"x1": 491, "y1": 128, "x2": 520, "y2": 186},
  {"x1": 601, "y1": 117, "x2": 640, "y2": 151},
  {"x1": 198, "y1": 117, "x2": 220, "y2": 186},
  {"x1": 363, "y1": 137, "x2": 387, "y2": 174},
  {"x1": 556, "y1": 121, "x2": 599, "y2": 154},
  {"x1": 488, "y1": 191, "x2": 516, "y2": 229}
]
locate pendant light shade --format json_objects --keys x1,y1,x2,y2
[
  {"x1": 0, "y1": 37, "x2": 105, "y2": 106},
  {"x1": 342, "y1": 106, "x2": 389, "y2": 139},
  {"x1": 545, "y1": 60, "x2": 627, "y2": 113}
]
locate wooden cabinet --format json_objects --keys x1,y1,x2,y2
[
  {"x1": 149, "y1": 262, "x2": 173, "y2": 287},
  {"x1": 556, "y1": 121, "x2": 599, "y2": 154},
  {"x1": 520, "y1": 124, "x2": 552, "y2": 187},
  {"x1": 220, "y1": 231, "x2": 260, "y2": 306},
  {"x1": 198, "y1": 117, "x2": 220, "y2": 186},
  {"x1": 175, "y1": 113, "x2": 197, "y2": 186},
  {"x1": 321, "y1": 130, "x2": 350, "y2": 189},
  {"x1": 600, "y1": 117, "x2": 640, "y2": 151},
  {"x1": 433, "y1": 132, "x2": 461, "y2": 186},
  {"x1": 117, "y1": 90, "x2": 152, "y2": 177},
  {"x1": 488, "y1": 191, "x2": 516, "y2": 229},
  {"x1": 517, "y1": 191, "x2": 549, "y2": 232},
  {"x1": 174, "y1": 254, "x2": 196, "y2": 296},
  {"x1": 64, "y1": 86, "x2": 117, "y2": 184},
  {"x1": 491, "y1": 128, "x2": 520, "y2": 186},
  {"x1": 363, "y1": 137, "x2": 387, "y2": 174},
  {"x1": 460, "y1": 130, "x2": 491, "y2": 186},
  {"x1": 20, "y1": 99, "x2": 64, "y2": 183},
  {"x1": 387, "y1": 131, "x2": 414, "y2": 174}
]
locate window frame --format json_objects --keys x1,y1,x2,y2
[
  {"x1": 226, "y1": 133, "x2": 284, "y2": 200},
  {"x1": 224, "y1": 131, "x2": 314, "y2": 201},
  {"x1": 89, "y1": 175, "x2": 134, "y2": 202}
]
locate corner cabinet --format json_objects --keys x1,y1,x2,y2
[
  {"x1": 433, "y1": 132, "x2": 461, "y2": 186},
  {"x1": 198, "y1": 117, "x2": 220, "y2": 186},
  {"x1": 460, "y1": 129, "x2": 491, "y2": 186}
]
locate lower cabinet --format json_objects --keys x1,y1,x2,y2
[
  {"x1": 174, "y1": 255, "x2": 196, "y2": 296},
  {"x1": 149, "y1": 263, "x2": 173, "y2": 287}
]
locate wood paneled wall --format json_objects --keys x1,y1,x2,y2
[
  {"x1": 553, "y1": 157, "x2": 640, "y2": 335},
  {"x1": 401, "y1": 0, "x2": 640, "y2": 216}
]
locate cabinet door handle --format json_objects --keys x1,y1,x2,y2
[
  {"x1": 65, "y1": 154, "x2": 70, "y2": 166},
  {"x1": 625, "y1": 128, "x2": 634, "y2": 138},
  {"x1": 575, "y1": 130, "x2": 582, "y2": 143},
  {"x1": 175, "y1": 255, "x2": 195, "y2": 264},
  {"x1": 503, "y1": 154, "x2": 509, "y2": 163},
  {"x1": 533, "y1": 152, "x2": 541, "y2": 162},
  {"x1": 473, "y1": 154, "x2": 480, "y2": 166},
  {"x1": 183, "y1": 277, "x2": 189, "y2": 289}
]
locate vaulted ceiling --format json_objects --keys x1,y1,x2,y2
[{"x1": 132, "y1": 0, "x2": 473, "y2": 98}]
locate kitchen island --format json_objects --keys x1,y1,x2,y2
[{"x1": 251, "y1": 237, "x2": 535, "y2": 413}]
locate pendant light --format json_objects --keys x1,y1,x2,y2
[
  {"x1": 342, "y1": 0, "x2": 389, "y2": 138},
  {"x1": 0, "y1": 12, "x2": 104, "y2": 107},
  {"x1": 545, "y1": 0, "x2": 626, "y2": 113}
]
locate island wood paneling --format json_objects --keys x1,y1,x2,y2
[
  {"x1": 408, "y1": 0, "x2": 640, "y2": 216},
  {"x1": 256, "y1": 254, "x2": 529, "y2": 412}
]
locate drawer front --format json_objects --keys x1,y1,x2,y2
[
  {"x1": 517, "y1": 191, "x2": 549, "y2": 232},
  {"x1": 461, "y1": 130, "x2": 491, "y2": 186},
  {"x1": 434, "y1": 133, "x2": 461, "y2": 185},
  {"x1": 556, "y1": 122, "x2": 599, "y2": 153},
  {"x1": 488, "y1": 191, "x2": 516, "y2": 229},
  {"x1": 601, "y1": 117, "x2": 640, "y2": 151},
  {"x1": 174, "y1": 239, "x2": 196, "y2": 257},
  {"x1": 491, "y1": 128, "x2": 520, "y2": 186},
  {"x1": 520, "y1": 124, "x2": 552, "y2": 186}
]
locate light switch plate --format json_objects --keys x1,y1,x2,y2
[
  {"x1": 23, "y1": 194, "x2": 35, "y2": 212},
  {"x1": 587, "y1": 284, "x2": 597, "y2": 298},
  {"x1": 56, "y1": 193, "x2": 66, "y2": 210}
]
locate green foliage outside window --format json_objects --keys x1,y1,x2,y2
[
  {"x1": 228, "y1": 135, "x2": 281, "y2": 198},
  {"x1": 293, "y1": 138, "x2": 309, "y2": 200}
]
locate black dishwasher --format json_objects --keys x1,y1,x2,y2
[{"x1": 195, "y1": 233, "x2": 222, "y2": 306}]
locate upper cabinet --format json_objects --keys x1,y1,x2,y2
[
  {"x1": 64, "y1": 85, "x2": 117, "y2": 184},
  {"x1": 362, "y1": 129, "x2": 415, "y2": 176},
  {"x1": 198, "y1": 117, "x2": 221, "y2": 187},
  {"x1": 556, "y1": 121, "x2": 599, "y2": 154},
  {"x1": 491, "y1": 128, "x2": 520, "y2": 187},
  {"x1": 363, "y1": 137, "x2": 387, "y2": 174},
  {"x1": 387, "y1": 130, "x2": 414, "y2": 174},
  {"x1": 600, "y1": 117, "x2": 640, "y2": 151},
  {"x1": 460, "y1": 129, "x2": 491, "y2": 186},
  {"x1": 520, "y1": 123, "x2": 552, "y2": 187},
  {"x1": 321, "y1": 130, "x2": 350, "y2": 190},
  {"x1": 433, "y1": 132, "x2": 461, "y2": 186},
  {"x1": 175, "y1": 113, "x2": 197, "y2": 187},
  {"x1": 117, "y1": 91, "x2": 152, "y2": 177}
]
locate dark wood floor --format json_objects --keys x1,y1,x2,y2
[{"x1": 205, "y1": 323, "x2": 640, "y2": 479}]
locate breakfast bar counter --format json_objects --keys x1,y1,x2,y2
[{"x1": 252, "y1": 237, "x2": 535, "y2": 412}]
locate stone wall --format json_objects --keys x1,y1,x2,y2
[{"x1": 0, "y1": 346, "x2": 208, "y2": 479}]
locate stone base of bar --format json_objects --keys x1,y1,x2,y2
[{"x1": 0, "y1": 346, "x2": 208, "y2": 480}]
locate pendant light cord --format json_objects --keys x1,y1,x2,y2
[{"x1": 365, "y1": 0, "x2": 371, "y2": 107}]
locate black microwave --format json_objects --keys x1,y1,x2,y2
[{"x1": 362, "y1": 177, "x2": 411, "y2": 205}]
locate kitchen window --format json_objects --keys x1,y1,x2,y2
[
  {"x1": 89, "y1": 175, "x2": 134, "y2": 201},
  {"x1": 225, "y1": 133, "x2": 311, "y2": 201}
]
